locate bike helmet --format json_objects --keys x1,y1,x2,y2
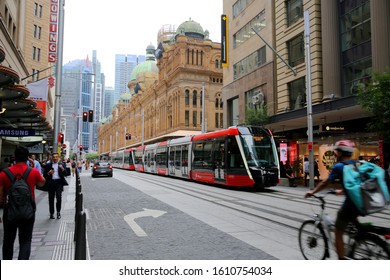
[{"x1": 334, "y1": 140, "x2": 355, "y2": 153}]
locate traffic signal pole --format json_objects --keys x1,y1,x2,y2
[{"x1": 53, "y1": 0, "x2": 65, "y2": 153}]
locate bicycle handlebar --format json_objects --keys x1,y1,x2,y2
[{"x1": 308, "y1": 189, "x2": 337, "y2": 208}]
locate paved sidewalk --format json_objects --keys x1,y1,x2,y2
[{"x1": 0, "y1": 174, "x2": 77, "y2": 260}]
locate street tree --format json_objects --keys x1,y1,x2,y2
[
  {"x1": 245, "y1": 104, "x2": 269, "y2": 126},
  {"x1": 357, "y1": 71, "x2": 390, "y2": 142}
]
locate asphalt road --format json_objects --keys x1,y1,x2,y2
[
  {"x1": 83, "y1": 170, "x2": 276, "y2": 260},
  {"x1": 82, "y1": 168, "x2": 390, "y2": 260}
]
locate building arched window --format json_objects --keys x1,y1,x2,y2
[
  {"x1": 193, "y1": 90, "x2": 197, "y2": 106},
  {"x1": 185, "y1": 90, "x2": 190, "y2": 106},
  {"x1": 215, "y1": 59, "x2": 219, "y2": 69}
]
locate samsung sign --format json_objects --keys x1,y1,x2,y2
[{"x1": 0, "y1": 129, "x2": 35, "y2": 137}]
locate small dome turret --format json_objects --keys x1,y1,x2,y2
[{"x1": 175, "y1": 18, "x2": 205, "y2": 40}]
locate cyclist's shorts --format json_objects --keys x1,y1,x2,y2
[{"x1": 335, "y1": 206, "x2": 359, "y2": 230}]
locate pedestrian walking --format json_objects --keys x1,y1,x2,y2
[
  {"x1": 71, "y1": 160, "x2": 76, "y2": 177},
  {"x1": 284, "y1": 161, "x2": 297, "y2": 187},
  {"x1": 77, "y1": 159, "x2": 83, "y2": 173},
  {"x1": 27, "y1": 154, "x2": 42, "y2": 174},
  {"x1": 303, "y1": 157, "x2": 309, "y2": 186},
  {"x1": 0, "y1": 146, "x2": 45, "y2": 260},
  {"x1": 43, "y1": 152, "x2": 68, "y2": 220},
  {"x1": 314, "y1": 159, "x2": 320, "y2": 181}
]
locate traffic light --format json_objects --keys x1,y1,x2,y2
[
  {"x1": 83, "y1": 112, "x2": 88, "y2": 122},
  {"x1": 58, "y1": 132, "x2": 64, "y2": 144},
  {"x1": 88, "y1": 110, "x2": 93, "y2": 122}
]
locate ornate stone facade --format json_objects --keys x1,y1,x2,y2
[{"x1": 98, "y1": 21, "x2": 223, "y2": 155}]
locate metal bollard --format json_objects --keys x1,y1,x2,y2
[
  {"x1": 74, "y1": 211, "x2": 87, "y2": 260},
  {"x1": 74, "y1": 192, "x2": 83, "y2": 241}
]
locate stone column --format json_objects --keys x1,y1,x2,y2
[
  {"x1": 371, "y1": 0, "x2": 390, "y2": 72},
  {"x1": 321, "y1": 0, "x2": 341, "y2": 99}
]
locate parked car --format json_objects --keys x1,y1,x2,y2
[{"x1": 91, "y1": 162, "x2": 113, "y2": 177}]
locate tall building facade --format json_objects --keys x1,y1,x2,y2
[
  {"x1": 0, "y1": 0, "x2": 52, "y2": 160},
  {"x1": 61, "y1": 58, "x2": 95, "y2": 153},
  {"x1": 61, "y1": 60, "x2": 82, "y2": 151},
  {"x1": 222, "y1": 0, "x2": 390, "y2": 178},
  {"x1": 222, "y1": 0, "x2": 275, "y2": 126},
  {"x1": 114, "y1": 54, "x2": 145, "y2": 104},
  {"x1": 91, "y1": 50, "x2": 102, "y2": 151},
  {"x1": 103, "y1": 86, "x2": 115, "y2": 118}
]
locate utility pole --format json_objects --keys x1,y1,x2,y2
[
  {"x1": 53, "y1": 0, "x2": 65, "y2": 152},
  {"x1": 304, "y1": 11, "x2": 315, "y2": 189}
]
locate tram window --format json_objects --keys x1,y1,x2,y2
[
  {"x1": 175, "y1": 148, "x2": 181, "y2": 169},
  {"x1": 135, "y1": 151, "x2": 143, "y2": 164},
  {"x1": 203, "y1": 142, "x2": 212, "y2": 168},
  {"x1": 193, "y1": 141, "x2": 212, "y2": 169},
  {"x1": 213, "y1": 141, "x2": 225, "y2": 168},
  {"x1": 193, "y1": 142, "x2": 204, "y2": 168},
  {"x1": 156, "y1": 147, "x2": 167, "y2": 167},
  {"x1": 227, "y1": 137, "x2": 244, "y2": 168},
  {"x1": 169, "y1": 147, "x2": 175, "y2": 167},
  {"x1": 182, "y1": 145, "x2": 188, "y2": 166}
]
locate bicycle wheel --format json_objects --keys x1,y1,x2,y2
[
  {"x1": 298, "y1": 220, "x2": 329, "y2": 260},
  {"x1": 348, "y1": 233, "x2": 390, "y2": 260}
]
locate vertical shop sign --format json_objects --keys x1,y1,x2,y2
[
  {"x1": 48, "y1": 0, "x2": 59, "y2": 62},
  {"x1": 221, "y1": 15, "x2": 228, "y2": 67},
  {"x1": 280, "y1": 143, "x2": 288, "y2": 162}
]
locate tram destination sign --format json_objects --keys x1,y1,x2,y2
[{"x1": 0, "y1": 129, "x2": 35, "y2": 137}]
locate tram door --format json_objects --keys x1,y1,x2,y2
[{"x1": 213, "y1": 140, "x2": 226, "y2": 183}]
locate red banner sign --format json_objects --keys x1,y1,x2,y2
[{"x1": 48, "y1": 0, "x2": 59, "y2": 62}]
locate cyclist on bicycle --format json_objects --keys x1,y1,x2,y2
[{"x1": 305, "y1": 140, "x2": 360, "y2": 260}]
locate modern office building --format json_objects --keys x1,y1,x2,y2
[
  {"x1": 61, "y1": 58, "x2": 95, "y2": 153},
  {"x1": 222, "y1": 0, "x2": 390, "y2": 178},
  {"x1": 114, "y1": 54, "x2": 145, "y2": 104},
  {"x1": 61, "y1": 60, "x2": 83, "y2": 152},
  {"x1": 103, "y1": 86, "x2": 115, "y2": 118}
]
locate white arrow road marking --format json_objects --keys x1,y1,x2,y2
[{"x1": 124, "y1": 208, "x2": 167, "y2": 237}]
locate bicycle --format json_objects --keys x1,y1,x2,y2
[{"x1": 298, "y1": 190, "x2": 390, "y2": 260}]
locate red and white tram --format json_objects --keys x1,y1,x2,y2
[{"x1": 112, "y1": 126, "x2": 279, "y2": 190}]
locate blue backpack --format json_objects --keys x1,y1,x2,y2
[{"x1": 343, "y1": 161, "x2": 390, "y2": 216}]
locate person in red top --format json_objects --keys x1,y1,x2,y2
[{"x1": 0, "y1": 145, "x2": 45, "y2": 260}]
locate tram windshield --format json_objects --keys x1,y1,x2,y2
[{"x1": 240, "y1": 133, "x2": 278, "y2": 168}]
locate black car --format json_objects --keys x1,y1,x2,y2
[{"x1": 91, "y1": 162, "x2": 113, "y2": 177}]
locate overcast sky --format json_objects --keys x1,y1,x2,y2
[{"x1": 63, "y1": 0, "x2": 223, "y2": 87}]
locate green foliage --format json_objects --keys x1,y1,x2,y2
[
  {"x1": 357, "y1": 72, "x2": 390, "y2": 141},
  {"x1": 85, "y1": 153, "x2": 99, "y2": 161},
  {"x1": 245, "y1": 105, "x2": 269, "y2": 126}
]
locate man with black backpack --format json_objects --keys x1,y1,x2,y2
[{"x1": 0, "y1": 146, "x2": 45, "y2": 260}]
